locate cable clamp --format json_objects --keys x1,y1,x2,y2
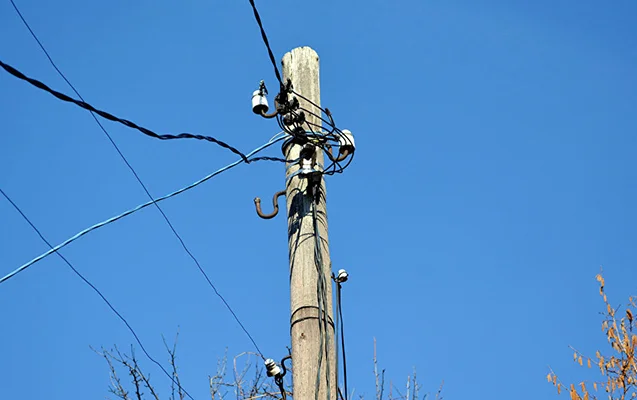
[{"x1": 285, "y1": 166, "x2": 323, "y2": 185}]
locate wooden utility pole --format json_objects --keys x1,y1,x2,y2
[{"x1": 283, "y1": 47, "x2": 336, "y2": 400}]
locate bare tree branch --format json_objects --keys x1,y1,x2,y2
[
  {"x1": 163, "y1": 331, "x2": 184, "y2": 400},
  {"x1": 127, "y1": 347, "x2": 161, "y2": 400},
  {"x1": 374, "y1": 338, "x2": 386, "y2": 400},
  {"x1": 98, "y1": 335, "x2": 433, "y2": 400},
  {"x1": 92, "y1": 346, "x2": 131, "y2": 400}
]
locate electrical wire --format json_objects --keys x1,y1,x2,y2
[
  {"x1": 337, "y1": 282, "x2": 348, "y2": 400},
  {"x1": 243, "y1": 3, "x2": 352, "y2": 393},
  {"x1": 243, "y1": 1, "x2": 354, "y2": 175},
  {"x1": 296, "y1": 107, "x2": 335, "y2": 132},
  {"x1": 290, "y1": 89, "x2": 325, "y2": 114},
  {"x1": 283, "y1": 104, "x2": 354, "y2": 176},
  {"x1": 0, "y1": 187, "x2": 196, "y2": 400},
  {"x1": 276, "y1": 354, "x2": 292, "y2": 400},
  {"x1": 311, "y1": 198, "x2": 332, "y2": 400},
  {"x1": 243, "y1": 0, "x2": 350, "y2": 153},
  {"x1": 7, "y1": 0, "x2": 270, "y2": 359},
  {"x1": 269, "y1": 130, "x2": 289, "y2": 143},
  {"x1": 334, "y1": 274, "x2": 341, "y2": 400},
  {"x1": 247, "y1": 0, "x2": 283, "y2": 87},
  {"x1": 323, "y1": 152, "x2": 353, "y2": 177},
  {"x1": 250, "y1": 155, "x2": 290, "y2": 163},
  {"x1": 0, "y1": 59, "x2": 255, "y2": 163},
  {"x1": 0, "y1": 136, "x2": 286, "y2": 286}
]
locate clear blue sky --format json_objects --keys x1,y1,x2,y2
[{"x1": 1, "y1": 1, "x2": 636, "y2": 399}]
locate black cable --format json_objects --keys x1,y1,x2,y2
[
  {"x1": 294, "y1": 103, "x2": 351, "y2": 151},
  {"x1": 323, "y1": 150, "x2": 354, "y2": 177},
  {"x1": 334, "y1": 274, "x2": 341, "y2": 400},
  {"x1": 285, "y1": 106, "x2": 353, "y2": 176},
  {"x1": 291, "y1": 89, "x2": 325, "y2": 114},
  {"x1": 337, "y1": 282, "x2": 348, "y2": 400},
  {"x1": 282, "y1": 106, "x2": 352, "y2": 175},
  {"x1": 312, "y1": 199, "x2": 332, "y2": 400},
  {"x1": 313, "y1": 241, "x2": 325, "y2": 400},
  {"x1": 244, "y1": 0, "x2": 349, "y2": 157},
  {"x1": 288, "y1": 110, "x2": 327, "y2": 142},
  {"x1": 0, "y1": 187, "x2": 196, "y2": 400},
  {"x1": 250, "y1": 155, "x2": 292, "y2": 163},
  {"x1": 275, "y1": 376, "x2": 287, "y2": 400},
  {"x1": 247, "y1": 0, "x2": 283, "y2": 87},
  {"x1": 6, "y1": 1, "x2": 268, "y2": 359},
  {"x1": 311, "y1": 202, "x2": 324, "y2": 400},
  {"x1": 0, "y1": 59, "x2": 252, "y2": 163},
  {"x1": 321, "y1": 144, "x2": 344, "y2": 176},
  {"x1": 335, "y1": 152, "x2": 355, "y2": 174},
  {"x1": 296, "y1": 106, "x2": 335, "y2": 131},
  {"x1": 241, "y1": 3, "x2": 354, "y2": 175}
]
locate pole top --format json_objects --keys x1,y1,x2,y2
[{"x1": 282, "y1": 46, "x2": 319, "y2": 64}]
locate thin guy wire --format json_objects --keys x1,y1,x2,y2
[
  {"x1": 0, "y1": 59, "x2": 253, "y2": 163},
  {"x1": 0, "y1": 137, "x2": 285, "y2": 287},
  {"x1": 0, "y1": 187, "x2": 196, "y2": 400},
  {"x1": 8, "y1": 0, "x2": 268, "y2": 358},
  {"x1": 247, "y1": 0, "x2": 283, "y2": 87}
]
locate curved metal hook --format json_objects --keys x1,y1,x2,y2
[
  {"x1": 259, "y1": 96, "x2": 285, "y2": 119},
  {"x1": 259, "y1": 107, "x2": 279, "y2": 119},
  {"x1": 326, "y1": 145, "x2": 351, "y2": 163},
  {"x1": 254, "y1": 190, "x2": 286, "y2": 219}
]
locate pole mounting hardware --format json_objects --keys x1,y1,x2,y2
[{"x1": 254, "y1": 190, "x2": 286, "y2": 219}]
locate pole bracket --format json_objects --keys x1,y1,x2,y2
[{"x1": 254, "y1": 190, "x2": 286, "y2": 219}]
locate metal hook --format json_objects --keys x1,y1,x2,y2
[
  {"x1": 259, "y1": 93, "x2": 287, "y2": 119},
  {"x1": 260, "y1": 88, "x2": 298, "y2": 120},
  {"x1": 254, "y1": 190, "x2": 286, "y2": 219},
  {"x1": 259, "y1": 107, "x2": 279, "y2": 119},
  {"x1": 326, "y1": 145, "x2": 351, "y2": 163}
]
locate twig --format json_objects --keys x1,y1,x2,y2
[{"x1": 93, "y1": 347, "x2": 131, "y2": 400}]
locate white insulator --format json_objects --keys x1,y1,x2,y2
[
  {"x1": 300, "y1": 158, "x2": 313, "y2": 174},
  {"x1": 265, "y1": 359, "x2": 282, "y2": 377},
  {"x1": 252, "y1": 90, "x2": 269, "y2": 114},
  {"x1": 338, "y1": 129, "x2": 355, "y2": 152}
]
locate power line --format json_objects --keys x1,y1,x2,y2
[
  {"x1": 7, "y1": 0, "x2": 163, "y2": 211},
  {"x1": 243, "y1": 2, "x2": 355, "y2": 177},
  {"x1": 337, "y1": 281, "x2": 348, "y2": 400},
  {"x1": 0, "y1": 136, "x2": 285, "y2": 286},
  {"x1": 312, "y1": 200, "x2": 332, "y2": 400},
  {"x1": 247, "y1": 0, "x2": 283, "y2": 87},
  {"x1": 7, "y1": 0, "x2": 268, "y2": 357},
  {"x1": 244, "y1": 3, "x2": 355, "y2": 176},
  {"x1": 0, "y1": 59, "x2": 254, "y2": 163},
  {"x1": 0, "y1": 187, "x2": 196, "y2": 400}
]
